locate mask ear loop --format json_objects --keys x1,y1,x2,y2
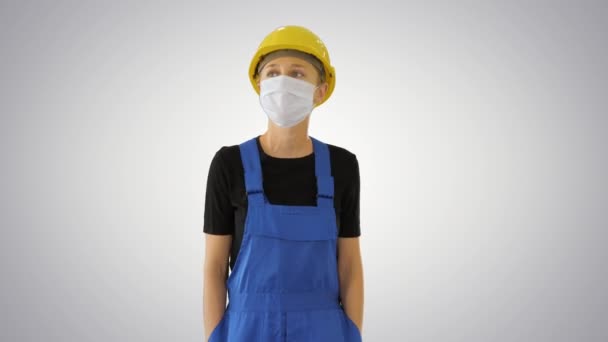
[{"x1": 312, "y1": 84, "x2": 323, "y2": 107}]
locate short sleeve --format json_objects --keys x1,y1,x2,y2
[
  {"x1": 203, "y1": 148, "x2": 234, "y2": 235},
  {"x1": 338, "y1": 153, "x2": 361, "y2": 237}
]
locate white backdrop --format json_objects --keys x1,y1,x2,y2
[{"x1": 1, "y1": 1, "x2": 607, "y2": 341}]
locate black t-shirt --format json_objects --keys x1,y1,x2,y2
[{"x1": 203, "y1": 135, "x2": 361, "y2": 271}]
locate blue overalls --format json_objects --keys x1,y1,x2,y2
[{"x1": 208, "y1": 136, "x2": 362, "y2": 342}]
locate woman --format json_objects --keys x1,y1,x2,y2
[{"x1": 203, "y1": 25, "x2": 364, "y2": 342}]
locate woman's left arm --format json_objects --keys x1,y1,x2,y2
[{"x1": 338, "y1": 236, "x2": 364, "y2": 333}]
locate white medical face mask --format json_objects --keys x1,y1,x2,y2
[{"x1": 259, "y1": 75, "x2": 317, "y2": 128}]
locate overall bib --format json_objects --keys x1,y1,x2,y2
[{"x1": 208, "y1": 136, "x2": 362, "y2": 342}]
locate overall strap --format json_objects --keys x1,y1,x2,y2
[
  {"x1": 311, "y1": 136, "x2": 335, "y2": 208},
  {"x1": 239, "y1": 137, "x2": 265, "y2": 206}
]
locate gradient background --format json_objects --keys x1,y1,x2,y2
[{"x1": 1, "y1": 1, "x2": 607, "y2": 341}]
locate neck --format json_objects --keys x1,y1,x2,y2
[{"x1": 260, "y1": 117, "x2": 312, "y2": 158}]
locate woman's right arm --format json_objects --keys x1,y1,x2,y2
[{"x1": 203, "y1": 233, "x2": 231, "y2": 341}]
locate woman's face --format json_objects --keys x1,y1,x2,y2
[{"x1": 257, "y1": 56, "x2": 328, "y2": 105}]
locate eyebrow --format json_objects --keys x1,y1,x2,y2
[{"x1": 263, "y1": 63, "x2": 307, "y2": 69}]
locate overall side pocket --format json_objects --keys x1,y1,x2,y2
[
  {"x1": 342, "y1": 309, "x2": 362, "y2": 341},
  {"x1": 207, "y1": 313, "x2": 227, "y2": 342}
]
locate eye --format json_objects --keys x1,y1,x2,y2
[
  {"x1": 265, "y1": 70, "x2": 279, "y2": 77},
  {"x1": 291, "y1": 71, "x2": 305, "y2": 78}
]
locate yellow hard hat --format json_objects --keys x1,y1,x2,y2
[{"x1": 249, "y1": 25, "x2": 336, "y2": 107}]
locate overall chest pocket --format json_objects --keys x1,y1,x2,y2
[
  {"x1": 238, "y1": 204, "x2": 340, "y2": 292},
  {"x1": 248, "y1": 204, "x2": 338, "y2": 241}
]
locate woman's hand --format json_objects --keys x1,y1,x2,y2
[
  {"x1": 203, "y1": 234, "x2": 231, "y2": 341},
  {"x1": 338, "y1": 236, "x2": 364, "y2": 334}
]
